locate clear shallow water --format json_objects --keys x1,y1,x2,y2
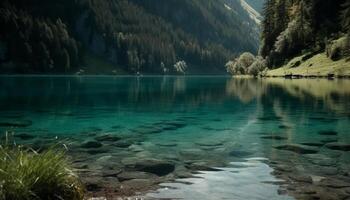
[{"x1": 1, "y1": 76, "x2": 350, "y2": 199}]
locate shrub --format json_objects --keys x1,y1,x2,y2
[
  {"x1": 326, "y1": 36, "x2": 350, "y2": 60},
  {"x1": 0, "y1": 139, "x2": 84, "y2": 200},
  {"x1": 225, "y1": 52, "x2": 255, "y2": 75},
  {"x1": 248, "y1": 56, "x2": 267, "y2": 77},
  {"x1": 174, "y1": 60, "x2": 187, "y2": 74}
]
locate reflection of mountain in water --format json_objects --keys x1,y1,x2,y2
[{"x1": 225, "y1": 78, "x2": 350, "y2": 113}]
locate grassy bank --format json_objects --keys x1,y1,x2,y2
[
  {"x1": 0, "y1": 140, "x2": 84, "y2": 200},
  {"x1": 266, "y1": 53, "x2": 350, "y2": 77}
]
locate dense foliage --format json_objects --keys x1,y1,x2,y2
[
  {"x1": 0, "y1": 136, "x2": 84, "y2": 200},
  {"x1": 260, "y1": 0, "x2": 350, "y2": 68},
  {"x1": 225, "y1": 52, "x2": 266, "y2": 76},
  {"x1": 0, "y1": 0, "x2": 259, "y2": 74}
]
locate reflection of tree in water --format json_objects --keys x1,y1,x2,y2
[
  {"x1": 264, "y1": 79, "x2": 350, "y2": 113},
  {"x1": 226, "y1": 78, "x2": 350, "y2": 113},
  {"x1": 225, "y1": 78, "x2": 267, "y2": 103}
]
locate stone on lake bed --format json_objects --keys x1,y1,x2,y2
[
  {"x1": 318, "y1": 130, "x2": 338, "y2": 136},
  {"x1": 229, "y1": 150, "x2": 253, "y2": 158},
  {"x1": 300, "y1": 142, "x2": 324, "y2": 147},
  {"x1": 179, "y1": 149, "x2": 205, "y2": 160},
  {"x1": 113, "y1": 140, "x2": 133, "y2": 148},
  {"x1": 156, "y1": 142, "x2": 178, "y2": 147},
  {"x1": 325, "y1": 143, "x2": 350, "y2": 151},
  {"x1": 288, "y1": 174, "x2": 313, "y2": 183},
  {"x1": 319, "y1": 178, "x2": 350, "y2": 188},
  {"x1": 261, "y1": 135, "x2": 287, "y2": 141},
  {"x1": 279, "y1": 125, "x2": 292, "y2": 129},
  {"x1": 117, "y1": 171, "x2": 157, "y2": 181},
  {"x1": 132, "y1": 126, "x2": 163, "y2": 134},
  {"x1": 121, "y1": 179, "x2": 155, "y2": 190},
  {"x1": 304, "y1": 154, "x2": 336, "y2": 167},
  {"x1": 0, "y1": 119, "x2": 33, "y2": 127},
  {"x1": 321, "y1": 139, "x2": 338, "y2": 144},
  {"x1": 274, "y1": 144, "x2": 319, "y2": 154},
  {"x1": 123, "y1": 158, "x2": 175, "y2": 176},
  {"x1": 94, "y1": 134, "x2": 121, "y2": 142},
  {"x1": 81, "y1": 140, "x2": 103, "y2": 148},
  {"x1": 185, "y1": 162, "x2": 222, "y2": 171},
  {"x1": 14, "y1": 133, "x2": 35, "y2": 140},
  {"x1": 195, "y1": 140, "x2": 223, "y2": 147}
]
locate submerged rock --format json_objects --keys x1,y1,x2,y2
[
  {"x1": 132, "y1": 126, "x2": 163, "y2": 134},
  {"x1": 113, "y1": 140, "x2": 133, "y2": 148},
  {"x1": 123, "y1": 158, "x2": 175, "y2": 176},
  {"x1": 14, "y1": 133, "x2": 35, "y2": 140},
  {"x1": 321, "y1": 139, "x2": 338, "y2": 144},
  {"x1": 289, "y1": 174, "x2": 313, "y2": 183},
  {"x1": 94, "y1": 134, "x2": 121, "y2": 142},
  {"x1": 135, "y1": 159, "x2": 175, "y2": 176},
  {"x1": 325, "y1": 143, "x2": 350, "y2": 151},
  {"x1": 318, "y1": 130, "x2": 338, "y2": 136},
  {"x1": 274, "y1": 144, "x2": 318, "y2": 154},
  {"x1": 179, "y1": 149, "x2": 205, "y2": 160},
  {"x1": 304, "y1": 154, "x2": 336, "y2": 167},
  {"x1": 195, "y1": 140, "x2": 223, "y2": 147},
  {"x1": 300, "y1": 142, "x2": 324, "y2": 147},
  {"x1": 0, "y1": 119, "x2": 32, "y2": 127},
  {"x1": 229, "y1": 150, "x2": 253, "y2": 158},
  {"x1": 279, "y1": 125, "x2": 292, "y2": 129},
  {"x1": 156, "y1": 142, "x2": 178, "y2": 147},
  {"x1": 81, "y1": 140, "x2": 103, "y2": 148},
  {"x1": 319, "y1": 178, "x2": 350, "y2": 188},
  {"x1": 261, "y1": 135, "x2": 287, "y2": 141},
  {"x1": 117, "y1": 171, "x2": 157, "y2": 182}
]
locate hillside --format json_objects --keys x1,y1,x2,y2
[
  {"x1": 260, "y1": 0, "x2": 350, "y2": 68},
  {"x1": 0, "y1": 0, "x2": 260, "y2": 75}
]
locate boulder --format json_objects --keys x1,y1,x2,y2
[
  {"x1": 229, "y1": 150, "x2": 253, "y2": 158},
  {"x1": 123, "y1": 158, "x2": 175, "y2": 176},
  {"x1": 318, "y1": 130, "x2": 338, "y2": 136},
  {"x1": 81, "y1": 140, "x2": 103, "y2": 148},
  {"x1": 94, "y1": 134, "x2": 121, "y2": 142},
  {"x1": 14, "y1": 133, "x2": 35, "y2": 140},
  {"x1": 261, "y1": 135, "x2": 287, "y2": 140},
  {"x1": 319, "y1": 178, "x2": 350, "y2": 188},
  {"x1": 134, "y1": 159, "x2": 175, "y2": 176},
  {"x1": 274, "y1": 144, "x2": 318, "y2": 154},
  {"x1": 325, "y1": 143, "x2": 350, "y2": 151},
  {"x1": 0, "y1": 119, "x2": 32, "y2": 127},
  {"x1": 195, "y1": 140, "x2": 223, "y2": 147},
  {"x1": 117, "y1": 171, "x2": 157, "y2": 182}
]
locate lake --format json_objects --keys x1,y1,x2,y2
[{"x1": 1, "y1": 76, "x2": 350, "y2": 200}]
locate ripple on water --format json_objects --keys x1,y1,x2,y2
[{"x1": 145, "y1": 158, "x2": 294, "y2": 200}]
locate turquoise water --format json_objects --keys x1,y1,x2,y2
[{"x1": 1, "y1": 76, "x2": 350, "y2": 199}]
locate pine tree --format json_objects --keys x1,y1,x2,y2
[{"x1": 342, "y1": 1, "x2": 350, "y2": 35}]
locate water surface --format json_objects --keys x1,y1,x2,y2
[{"x1": 1, "y1": 76, "x2": 350, "y2": 200}]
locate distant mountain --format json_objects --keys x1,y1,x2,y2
[
  {"x1": 0, "y1": 0, "x2": 260, "y2": 74},
  {"x1": 244, "y1": 0, "x2": 265, "y2": 13},
  {"x1": 238, "y1": 0, "x2": 263, "y2": 24}
]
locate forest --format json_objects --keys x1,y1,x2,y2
[
  {"x1": 226, "y1": 0, "x2": 350, "y2": 76},
  {"x1": 0, "y1": 0, "x2": 259, "y2": 74}
]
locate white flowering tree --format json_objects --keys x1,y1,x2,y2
[{"x1": 174, "y1": 60, "x2": 187, "y2": 74}]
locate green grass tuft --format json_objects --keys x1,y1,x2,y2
[{"x1": 0, "y1": 135, "x2": 84, "y2": 200}]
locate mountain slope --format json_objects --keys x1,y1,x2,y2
[{"x1": 0, "y1": 0, "x2": 260, "y2": 74}]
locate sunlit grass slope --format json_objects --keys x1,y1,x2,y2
[{"x1": 267, "y1": 53, "x2": 350, "y2": 77}]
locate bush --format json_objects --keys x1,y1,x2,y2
[
  {"x1": 225, "y1": 53, "x2": 266, "y2": 76},
  {"x1": 225, "y1": 52, "x2": 255, "y2": 75},
  {"x1": 248, "y1": 56, "x2": 267, "y2": 76},
  {"x1": 326, "y1": 36, "x2": 350, "y2": 60},
  {"x1": 0, "y1": 141, "x2": 84, "y2": 200},
  {"x1": 174, "y1": 60, "x2": 188, "y2": 74}
]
